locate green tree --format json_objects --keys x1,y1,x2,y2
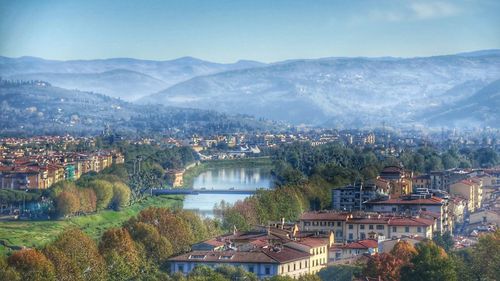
[
  {"x1": 470, "y1": 229, "x2": 500, "y2": 280},
  {"x1": 400, "y1": 241, "x2": 457, "y2": 281},
  {"x1": 90, "y1": 180, "x2": 114, "y2": 210},
  {"x1": 433, "y1": 231, "x2": 454, "y2": 252},
  {"x1": 110, "y1": 181, "x2": 131, "y2": 210}
]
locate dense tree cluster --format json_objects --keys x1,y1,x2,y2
[
  {"x1": 48, "y1": 178, "x2": 131, "y2": 217},
  {"x1": 0, "y1": 207, "x2": 222, "y2": 281},
  {"x1": 361, "y1": 231, "x2": 500, "y2": 281}
]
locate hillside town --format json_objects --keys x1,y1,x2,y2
[{"x1": 166, "y1": 165, "x2": 499, "y2": 279}]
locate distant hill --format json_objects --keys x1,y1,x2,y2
[
  {"x1": 140, "y1": 51, "x2": 500, "y2": 128},
  {"x1": 0, "y1": 80, "x2": 276, "y2": 136},
  {"x1": 420, "y1": 79, "x2": 500, "y2": 128},
  {"x1": 0, "y1": 56, "x2": 266, "y2": 100}
]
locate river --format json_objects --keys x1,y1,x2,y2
[{"x1": 182, "y1": 166, "x2": 273, "y2": 217}]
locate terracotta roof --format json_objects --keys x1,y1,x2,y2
[
  {"x1": 168, "y1": 247, "x2": 310, "y2": 264},
  {"x1": 300, "y1": 212, "x2": 350, "y2": 221},
  {"x1": 388, "y1": 217, "x2": 434, "y2": 227},
  {"x1": 262, "y1": 246, "x2": 311, "y2": 263},
  {"x1": 291, "y1": 237, "x2": 328, "y2": 248},
  {"x1": 338, "y1": 239, "x2": 378, "y2": 250},
  {"x1": 365, "y1": 196, "x2": 443, "y2": 205}
]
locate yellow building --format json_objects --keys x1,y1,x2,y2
[
  {"x1": 450, "y1": 180, "x2": 481, "y2": 212},
  {"x1": 285, "y1": 238, "x2": 328, "y2": 274}
]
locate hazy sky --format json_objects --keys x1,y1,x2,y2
[{"x1": 1, "y1": 0, "x2": 499, "y2": 62}]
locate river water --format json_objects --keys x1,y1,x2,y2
[{"x1": 182, "y1": 166, "x2": 272, "y2": 216}]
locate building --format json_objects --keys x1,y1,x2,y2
[
  {"x1": 378, "y1": 166, "x2": 413, "y2": 197},
  {"x1": 168, "y1": 248, "x2": 310, "y2": 279},
  {"x1": 364, "y1": 195, "x2": 451, "y2": 233},
  {"x1": 285, "y1": 238, "x2": 329, "y2": 274},
  {"x1": 449, "y1": 180, "x2": 482, "y2": 212},
  {"x1": 331, "y1": 184, "x2": 386, "y2": 211},
  {"x1": 329, "y1": 239, "x2": 378, "y2": 262},
  {"x1": 168, "y1": 226, "x2": 329, "y2": 279},
  {"x1": 412, "y1": 174, "x2": 431, "y2": 190},
  {"x1": 469, "y1": 209, "x2": 500, "y2": 226},
  {"x1": 299, "y1": 211, "x2": 436, "y2": 242}
]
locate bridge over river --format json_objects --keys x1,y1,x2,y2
[{"x1": 151, "y1": 188, "x2": 267, "y2": 196}]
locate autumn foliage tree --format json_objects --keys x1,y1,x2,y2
[
  {"x1": 99, "y1": 228, "x2": 141, "y2": 280},
  {"x1": 50, "y1": 229, "x2": 108, "y2": 281},
  {"x1": 363, "y1": 241, "x2": 416, "y2": 281},
  {"x1": 7, "y1": 249, "x2": 56, "y2": 281}
]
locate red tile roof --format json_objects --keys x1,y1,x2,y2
[
  {"x1": 300, "y1": 212, "x2": 350, "y2": 221},
  {"x1": 338, "y1": 239, "x2": 378, "y2": 250},
  {"x1": 365, "y1": 196, "x2": 443, "y2": 205}
]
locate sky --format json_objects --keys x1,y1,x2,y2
[{"x1": 0, "y1": 0, "x2": 499, "y2": 63}]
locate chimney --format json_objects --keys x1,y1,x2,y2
[{"x1": 281, "y1": 217, "x2": 285, "y2": 229}]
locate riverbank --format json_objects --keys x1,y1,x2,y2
[
  {"x1": 0, "y1": 195, "x2": 182, "y2": 256},
  {"x1": 181, "y1": 157, "x2": 273, "y2": 188}
]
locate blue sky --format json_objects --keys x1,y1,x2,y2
[{"x1": 0, "y1": 0, "x2": 499, "y2": 62}]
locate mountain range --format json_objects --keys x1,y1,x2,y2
[{"x1": 1, "y1": 50, "x2": 500, "y2": 129}]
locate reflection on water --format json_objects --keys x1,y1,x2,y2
[{"x1": 183, "y1": 167, "x2": 272, "y2": 216}]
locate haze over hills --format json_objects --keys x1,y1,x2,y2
[
  {"x1": 0, "y1": 80, "x2": 276, "y2": 136},
  {"x1": 140, "y1": 50, "x2": 500, "y2": 128},
  {"x1": 0, "y1": 56, "x2": 266, "y2": 100},
  {"x1": 1, "y1": 50, "x2": 500, "y2": 129}
]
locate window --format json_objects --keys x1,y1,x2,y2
[
  {"x1": 392, "y1": 226, "x2": 397, "y2": 232},
  {"x1": 177, "y1": 265, "x2": 184, "y2": 272},
  {"x1": 360, "y1": 233, "x2": 366, "y2": 239},
  {"x1": 376, "y1": 225, "x2": 384, "y2": 230},
  {"x1": 417, "y1": 227, "x2": 422, "y2": 233},
  {"x1": 349, "y1": 233, "x2": 353, "y2": 240},
  {"x1": 288, "y1": 265, "x2": 290, "y2": 272},
  {"x1": 189, "y1": 255, "x2": 206, "y2": 259},
  {"x1": 337, "y1": 222, "x2": 341, "y2": 227},
  {"x1": 360, "y1": 225, "x2": 365, "y2": 230},
  {"x1": 265, "y1": 267, "x2": 271, "y2": 275},
  {"x1": 405, "y1": 226, "x2": 410, "y2": 232},
  {"x1": 294, "y1": 263, "x2": 296, "y2": 270},
  {"x1": 369, "y1": 225, "x2": 374, "y2": 230},
  {"x1": 248, "y1": 266, "x2": 254, "y2": 273},
  {"x1": 219, "y1": 255, "x2": 233, "y2": 260},
  {"x1": 349, "y1": 224, "x2": 353, "y2": 229}
]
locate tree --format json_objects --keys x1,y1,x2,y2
[
  {"x1": 90, "y1": 180, "x2": 113, "y2": 210},
  {"x1": 43, "y1": 245, "x2": 82, "y2": 281},
  {"x1": 363, "y1": 253, "x2": 403, "y2": 281},
  {"x1": 110, "y1": 181, "x2": 131, "y2": 210},
  {"x1": 433, "y1": 231, "x2": 454, "y2": 252},
  {"x1": 215, "y1": 265, "x2": 258, "y2": 281},
  {"x1": 99, "y1": 227, "x2": 141, "y2": 280},
  {"x1": 391, "y1": 240, "x2": 417, "y2": 263},
  {"x1": 400, "y1": 241, "x2": 457, "y2": 281},
  {"x1": 50, "y1": 229, "x2": 108, "y2": 281},
  {"x1": 77, "y1": 188, "x2": 97, "y2": 214},
  {"x1": 126, "y1": 221, "x2": 173, "y2": 266},
  {"x1": 131, "y1": 207, "x2": 195, "y2": 254},
  {"x1": 7, "y1": 249, "x2": 56, "y2": 281},
  {"x1": 470, "y1": 229, "x2": 500, "y2": 280},
  {"x1": 55, "y1": 191, "x2": 80, "y2": 217},
  {"x1": 0, "y1": 257, "x2": 20, "y2": 281},
  {"x1": 318, "y1": 264, "x2": 362, "y2": 281}
]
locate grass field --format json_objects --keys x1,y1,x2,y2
[{"x1": 0, "y1": 195, "x2": 183, "y2": 256}]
